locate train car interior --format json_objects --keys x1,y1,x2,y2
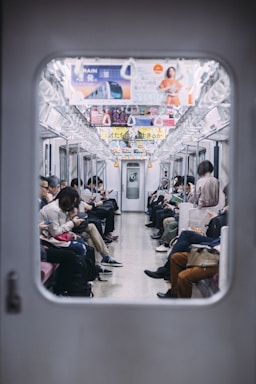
[
  {"x1": 38, "y1": 56, "x2": 230, "y2": 300},
  {"x1": 2, "y1": 2, "x2": 255, "y2": 384}
]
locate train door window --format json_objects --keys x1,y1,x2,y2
[
  {"x1": 126, "y1": 162, "x2": 140, "y2": 199},
  {"x1": 96, "y1": 160, "x2": 106, "y2": 186},
  {"x1": 198, "y1": 149, "x2": 206, "y2": 163},
  {"x1": 175, "y1": 158, "x2": 183, "y2": 176},
  {"x1": 59, "y1": 147, "x2": 67, "y2": 181},
  {"x1": 83, "y1": 155, "x2": 93, "y2": 186},
  {"x1": 38, "y1": 56, "x2": 231, "y2": 302},
  {"x1": 44, "y1": 143, "x2": 52, "y2": 176}
]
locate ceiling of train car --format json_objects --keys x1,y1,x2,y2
[{"x1": 38, "y1": 57, "x2": 231, "y2": 161}]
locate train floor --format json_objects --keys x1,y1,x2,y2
[{"x1": 92, "y1": 211, "x2": 202, "y2": 301}]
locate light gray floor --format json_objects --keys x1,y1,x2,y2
[{"x1": 92, "y1": 212, "x2": 172, "y2": 301}]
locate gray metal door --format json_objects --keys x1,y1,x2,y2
[
  {"x1": 121, "y1": 160, "x2": 145, "y2": 211},
  {"x1": 1, "y1": 2, "x2": 256, "y2": 384}
]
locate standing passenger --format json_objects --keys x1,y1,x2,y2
[{"x1": 188, "y1": 160, "x2": 219, "y2": 208}]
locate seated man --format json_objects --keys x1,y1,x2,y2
[
  {"x1": 84, "y1": 176, "x2": 117, "y2": 242},
  {"x1": 150, "y1": 200, "x2": 179, "y2": 239},
  {"x1": 156, "y1": 251, "x2": 219, "y2": 299},
  {"x1": 155, "y1": 217, "x2": 178, "y2": 252},
  {"x1": 144, "y1": 204, "x2": 228, "y2": 280},
  {"x1": 97, "y1": 177, "x2": 121, "y2": 215}
]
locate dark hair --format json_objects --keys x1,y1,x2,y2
[
  {"x1": 223, "y1": 184, "x2": 228, "y2": 205},
  {"x1": 55, "y1": 186, "x2": 80, "y2": 211},
  {"x1": 166, "y1": 66, "x2": 176, "y2": 78},
  {"x1": 174, "y1": 175, "x2": 182, "y2": 183},
  {"x1": 47, "y1": 175, "x2": 60, "y2": 188},
  {"x1": 181, "y1": 175, "x2": 195, "y2": 185},
  {"x1": 87, "y1": 176, "x2": 98, "y2": 186},
  {"x1": 173, "y1": 181, "x2": 182, "y2": 188},
  {"x1": 71, "y1": 178, "x2": 83, "y2": 188},
  {"x1": 40, "y1": 175, "x2": 48, "y2": 184},
  {"x1": 197, "y1": 160, "x2": 214, "y2": 177}
]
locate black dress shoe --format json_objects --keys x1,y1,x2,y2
[
  {"x1": 157, "y1": 289, "x2": 178, "y2": 299},
  {"x1": 145, "y1": 222, "x2": 155, "y2": 227},
  {"x1": 107, "y1": 234, "x2": 119, "y2": 241},
  {"x1": 151, "y1": 233, "x2": 161, "y2": 239},
  {"x1": 103, "y1": 237, "x2": 112, "y2": 243},
  {"x1": 144, "y1": 269, "x2": 170, "y2": 280}
]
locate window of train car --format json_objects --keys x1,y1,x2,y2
[{"x1": 38, "y1": 56, "x2": 231, "y2": 302}]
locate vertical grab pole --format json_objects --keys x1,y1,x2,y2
[
  {"x1": 193, "y1": 141, "x2": 200, "y2": 208},
  {"x1": 183, "y1": 144, "x2": 188, "y2": 202},
  {"x1": 77, "y1": 143, "x2": 81, "y2": 195}
]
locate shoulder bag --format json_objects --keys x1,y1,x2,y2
[{"x1": 186, "y1": 244, "x2": 220, "y2": 268}]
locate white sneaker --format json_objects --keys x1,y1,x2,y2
[
  {"x1": 114, "y1": 209, "x2": 121, "y2": 215},
  {"x1": 155, "y1": 244, "x2": 168, "y2": 252}
]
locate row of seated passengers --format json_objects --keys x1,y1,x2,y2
[
  {"x1": 39, "y1": 175, "x2": 123, "y2": 296},
  {"x1": 144, "y1": 160, "x2": 228, "y2": 299}
]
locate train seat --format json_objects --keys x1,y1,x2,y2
[
  {"x1": 194, "y1": 225, "x2": 229, "y2": 297},
  {"x1": 41, "y1": 262, "x2": 59, "y2": 285}
]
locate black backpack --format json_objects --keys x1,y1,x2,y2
[
  {"x1": 206, "y1": 211, "x2": 228, "y2": 239},
  {"x1": 68, "y1": 247, "x2": 97, "y2": 297}
]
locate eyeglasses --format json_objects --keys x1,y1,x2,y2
[{"x1": 41, "y1": 185, "x2": 49, "y2": 190}]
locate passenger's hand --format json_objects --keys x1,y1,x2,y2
[
  {"x1": 72, "y1": 216, "x2": 85, "y2": 226},
  {"x1": 188, "y1": 182, "x2": 195, "y2": 194},
  {"x1": 188, "y1": 226, "x2": 205, "y2": 235},
  {"x1": 69, "y1": 231, "x2": 79, "y2": 239},
  {"x1": 96, "y1": 200, "x2": 103, "y2": 206},
  {"x1": 206, "y1": 210, "x2": 218, "y2": 218},
  {"x1": 69, "y1": 207, "x2": 78, "y2": 219},
  {"x1": 39, "y1": 222, "x2": 50, "y2": 230}
]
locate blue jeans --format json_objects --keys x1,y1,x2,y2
[{"x1": 68, "y1": 239, "x2": 88, "y2": 256}]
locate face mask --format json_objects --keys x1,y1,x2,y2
[{"x1": 177, "y1": 189, "x2": 183, "y2": 193}]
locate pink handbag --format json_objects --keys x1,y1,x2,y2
[{"x1": 54, "y1": 233, "x2": 73, "y2": 241}]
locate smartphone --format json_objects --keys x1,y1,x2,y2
[
  {"x1": 44, "y1": 220, "x2": 52, "y2": 225},
  {"x1": 77, "y1": 213, "x2": 88, "y2": 220}
]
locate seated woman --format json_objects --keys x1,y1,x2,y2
[
  {"x1": 39, "y1": 187, "x2": 122, "y2": 267},
  {"x1": 39, "y1": 187, "x2": 93, "y2": 256}
]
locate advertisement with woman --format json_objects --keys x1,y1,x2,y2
[{"x1": 69, "y1": 59, "x2": 197, "y2": 107}]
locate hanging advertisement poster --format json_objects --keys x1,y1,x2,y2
[
  {"x1": 99, "y1": 126, "x2": 165, "y2": 159},
  {"x1": 68, "y1": 58, "x2": 199, "y2": 107},
  {"x1": 69, "y1": 63, "x2": 132, "y2": 105},
  {"x1": 131, "y1": 60, "x2": 197, "y2": 106}
]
